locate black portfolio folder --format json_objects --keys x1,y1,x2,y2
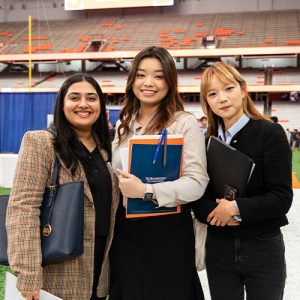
[{"x1": 207, "y1": 136, "x2": 255, "y2": 199}]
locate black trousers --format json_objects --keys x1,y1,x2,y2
[{"x1": 205, "y1": 230, "x2": 286, "y2": 300}]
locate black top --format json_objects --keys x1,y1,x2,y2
[
  {"x1": 192, "y1": 119, "x2": 293, "y2": 238},
  {"x1": 80, "y1": 145, "x2": 112, "y2": 236}
]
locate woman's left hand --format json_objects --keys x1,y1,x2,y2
[
  {"x1": 117, "y1": 169, "x2": 146, "y2": 198},
  {"x1": 207, "y1": 198, "x2": 240, "y2": 226}
]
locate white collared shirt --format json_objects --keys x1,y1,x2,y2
[{"x1": 218, "y1": 114, "x2": 250, "y2": 144}]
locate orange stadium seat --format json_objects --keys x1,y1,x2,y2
[
  {"x1": 196, "y1": 22, "x2": 204, "y2": 27},
  {"x1": 0, "y1": 32, "x2": 13, "y2": 37},
  {"x1": 215, "y1": 28, "x2": 235, "y2": 36},
  {"x1": 22, "y1": 36, "x2": 48, "y2": 40},
  {"x1": 173, "y1": 29, "x2": 187, "y2": 33},
  {"x1": 104, "y1": 45, "x2": 115, "y2": 51},
  {"x1": 286, "y1": 40, "x2": 300, "y2": 45},
  {"x1": 265, "y1": 38, "x2": 273, "y2": 43},
  {"x1": 101, "y1": 22, "x2": 114, "y2": 27},
  {"x1": 74, "y1": 45, "x2": 86, "y2": 52},
  {"x1": 79, "y1": 36, "x2": 92, "y2": 42}
]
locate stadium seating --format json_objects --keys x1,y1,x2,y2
[
  {"x1": 271, "y1": 101, "x2": 300, "y2": 130},
  {"x1": 0, "y1": 10, "x2": 299, "y2": 54}
]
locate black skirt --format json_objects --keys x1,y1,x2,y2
[{"x1": 109, "y1": 203, "x2": 204, "y2": 300}]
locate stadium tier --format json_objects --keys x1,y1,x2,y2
[
  {"x1": 0, "y1": 69, "x2": 299, "y2": 91},
  {"x1": 0, "y1": 10, "x2": 300, "y2": 54}
]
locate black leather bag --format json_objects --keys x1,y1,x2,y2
[{"x1": 0, "y1": 159, "x2": 84, "y2": 265}]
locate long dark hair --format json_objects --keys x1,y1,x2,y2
[
  {"x1": 117, "y1": 46, "x2": 184, "y2": 144},
  {"x1": 49, "y1": 73, "x2": 111, "y2": 174},
  {"x1": 200, "y1": 62, "x2": 269, "y2": 137}
]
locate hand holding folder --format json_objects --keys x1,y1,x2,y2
[
  {"x1": 126, "y1": 134, "x2": 183, "y2": 218},
  {"x1": 207, "y1": 136, "x2": 255, "y2": 199}
]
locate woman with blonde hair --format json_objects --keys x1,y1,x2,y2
[{"x1": 192, "y1": 62, "x2": 293, "y2": 300}]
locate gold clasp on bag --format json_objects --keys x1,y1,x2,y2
[{"x1": 43, "y1": 224, "x2": 52, "y2": 236}]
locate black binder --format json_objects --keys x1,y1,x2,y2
[{"x1": 207, "y1": 136, "x2": 255, "y2": 199}]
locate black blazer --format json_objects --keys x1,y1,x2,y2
[{"x1": 192, "y1": 119, "x2": 293, "y2": 238}]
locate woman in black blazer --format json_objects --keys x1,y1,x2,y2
[{"x1": 193, "y1": 62, "x2": 293, "y2": 300}]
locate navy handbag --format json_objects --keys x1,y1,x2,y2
[{"x1": 0, "y1": 159, "x2": 84, "y2": 265}]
